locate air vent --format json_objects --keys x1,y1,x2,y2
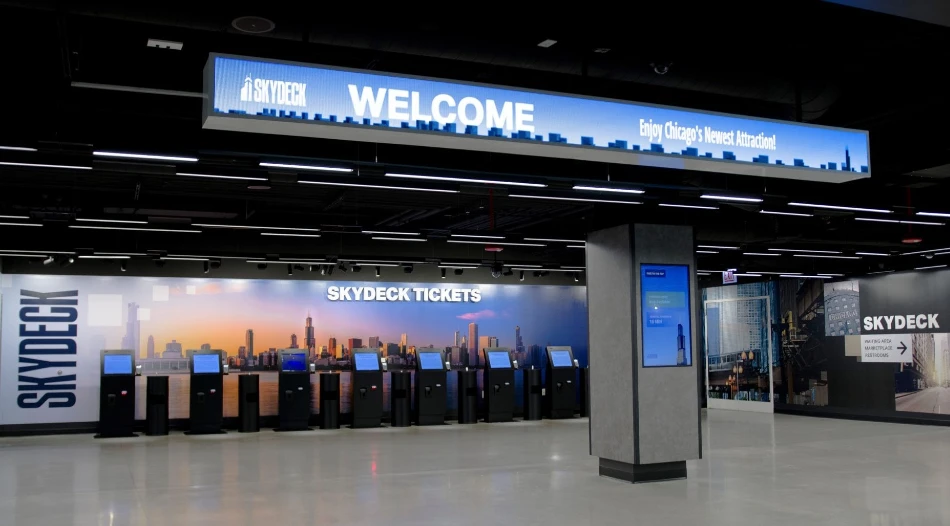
[{"x1": 231, "y1": 16, "x2": 276, "y2": 34}]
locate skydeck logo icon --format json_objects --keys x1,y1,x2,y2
[{"x1": 240, "y1": 75, "x2": 307, "y2": 107}]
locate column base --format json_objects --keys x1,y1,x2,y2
[{"x1": 598, "y1": 458, "x2": 686, "y2": 483}]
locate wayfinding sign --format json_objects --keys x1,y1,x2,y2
[{"x1": 860, "y1": 334, "x2": 913, "y2": 363}]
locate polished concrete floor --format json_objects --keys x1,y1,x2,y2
[{"x1": 1, "y1": 410, "x2": 950, "y2": 525}]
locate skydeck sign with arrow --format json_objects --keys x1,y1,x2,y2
[{"x1": 860, "y1": 334, "x2": 913, "y2": 363}]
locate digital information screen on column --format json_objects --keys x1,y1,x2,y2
[{"x1": 640, "y1": 264, "x2": 692, "y2": 367}]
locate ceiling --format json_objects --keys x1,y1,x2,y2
[{"x1": 1, "y1": 1, "x2": 950, "y2": 282}]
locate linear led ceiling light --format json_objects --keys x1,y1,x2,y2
[
  {"x1": 450, "y1": 234, "x2": 505, "y2": 240},
  {"x1": 700, "y1": 194, "x2": 763, "y2": 203},
  {"x1": 79, "y1": 255, "x2": 130, "y2": 260},
  {"x1": 855, "y1": 252, "x2": 890, "y2": 257},
  {"x1": 733, "y1": 273, "x2": 763, "y2": 277},
  {"x1": 0, "y1": 161, "x2": 92, "y2": 170},
  {"x1": 697, "y1": 245, "x2": 738, "y2": 250},
  {"x1": 749, "y1": 271, "x2": 802, "y2": 275},
  {"x1": 524, "y1": 238, "x2": 585, "y2": 243},
  {"x1": 572, "y1": 185, "x2": 644, "y2": 194},
  {"x1": 299, "y1": 180, "x2": 458, "y2": 193},
  {"x1": 0, "y1": 222, "x2": 42, "y2": 227},
  {"x1": 0, "y1": 145, "x2": 37, "y2": 151},
  {"x1": 914, "y1": 264, "x2": 947, "y2": 271},
  {"x1": 437, "y1": 265, "x2": 479, "y2": 269},
  {"x1": 193, "y1": 223, "x2": 321, "y2": 232},
  {"x1": 260, "y1": 232, "x2": 322, "y2": 238},
  {"x1": 917, "y1": 211, "x2": 950, "y2": 218},
  {"x1": 68, "y1": 225, "x2": 200, "y2": 233},
  {"x1": 0, "y1": 215, "x2": 29, "y2": 220},
  {"x1": 768, "y1": 248, "x2": 842, "y2": 254},
  {"x1": 93, "y1": 151, "x2": 198, "y2": 162},
  {"x1": 386, "y1": 172, "x2": 546, "y2": 188},
  {"x1": 509, "y1": 268, "x2": 584, "y2": 273},
  {"x1": 448, "y1": 240, "x2": 545, "y2": 247},
  {"x1": 509, "y1": 194, "x2": 641, "y2": 205},
  {"x1": 780, "y1": 274, "x2": 834, "y2": 279},
  {"x1": 567, "y1": 245, "x2": 585, "y2": 248},
  {"x1": 743, "y1": 252, "x2": 781, "y2": 256},
  {"x1": 0, "y1": 253, "x2": 47, "y2": 258},
  {"x1": 793, "y1": 254, "x2": 861, "y2": 260},
  {"x1": 260, "y1": 162, "x2": 353, "y2": 172},
  {"x1": 855, "y1": 217, "x2": 944, "y2": 226},
  {"x1": 362, "y1": 230, "x2": 421, "y2": 236},
  {"x1": 0, "y1": 249, "x2": 74, "y2": 255},
  {"x1": 177, "y1": 172, "x2": 268, "y2": 181},
  {"x1": 372, "y1": 236, "x2": 427, "y2": 242},
  {"x1": 659, "y1": 203, "x2": 718, "y2": 210},
  {"x1": 902, "y1": 247, "x2": 950, "y2": 256},
  {"x1": 504, "y1": 264, "x2": 542, "y2": 268},
  {"x1": 76, "y1": 218, "x2": 149, "y2": 225},
  {"x1": 96, "y1": 252, "x2": 148, "y2": 256},
  {"x1": 788, "y1": 202, "x2": 892, "y2": 214},
  {"x1": 696, "y1": 250, "x2": 718, "y2": 254},
  {"x1": 760, "y1": 210, "x2": 813, "y2": 217},
  {"x1": 159, "y1": 256, "x2": 209, "y2": 261}
]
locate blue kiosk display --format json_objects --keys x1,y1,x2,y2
[
  {"x1": 415, "y1": 350, "x2": 448, "y2": 426},
  {"x1": 96, "y1": 349, "x2": 140, "y2": 438},
  {"x1": 277, "y1": 349, "x2": 315, "y2": 431},
  {"x1": 483, "y1": 347, "x2": 516, "y2": 423},
  {"x1": 188, "y1": 349, "x2": 228, "y2": 435},
  {"x1": 545, "y1": 346, "x2": 578, "y2": 419},
  {"x1": 351, "y1": 348, "x2": 384, "y2": 428}
]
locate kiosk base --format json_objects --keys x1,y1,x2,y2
[
  {"x1": 184, "y1": 430, "x2": 227, "y2": 436},
  {"x1": 94, "y1": 433, "x2": 137, "y2": 439},
  {"x1": 274, "y1": 427, "x2": 312, "y2": 432},
  {"x1": 598, "y1": 459, "x2": 686, "y2": 483}
]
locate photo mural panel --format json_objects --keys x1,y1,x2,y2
[{"x1": 0, "y1": 275, "x2": 588, "y2": 425}]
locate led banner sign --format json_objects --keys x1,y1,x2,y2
[
  {"x1": 204, "y1": 54, "x2": 870, "y2": 183},
  {"x1": 327, "y1": 286, "x2": 481, "y2": 302}
]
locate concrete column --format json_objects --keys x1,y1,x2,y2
[{"x1": 586, "y1": 224, "x2": 701, "y2": 483}]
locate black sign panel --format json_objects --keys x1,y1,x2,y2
[{"x1": 859, "y1": 271, "x2": 950, "y2": 335}]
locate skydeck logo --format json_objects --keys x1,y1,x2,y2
[{"x1": 240, "y1": 75, "x2": 307, "y2": 107}]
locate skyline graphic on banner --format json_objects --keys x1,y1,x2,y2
[{"x1": 211, "y1": 55, "x2": 869, "y2": 173}]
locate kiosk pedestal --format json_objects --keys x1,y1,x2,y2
[
  {"x1": 276, "y1": 349, "x2": 314, "y2": 431},
  {"x1": 545, "y1": 347, "x2": 578, "y2": 419},
  {"x1": 238, "y1": 374, "x2": 260, "y2": 433},
  {"x1": 523, "y1": 368, "x2": 542, "y2": 421},
  {"x1": 351, "y1": 348, "x2": 383, "y2": 428},
  {"x1": 415, "y1": 350, "x2": 448, "y2": 425},
  {"x1": 391, "y1": 371, "x2": 411, "y2": 427},
  {"x1": 187, "y1": 349, "x2": 226, "y2": 435},
  {"x1": 96, "y1": 350, "x2": 138, "y2": 438},
  {"x1": 457, "y1": 370, "x2": 478, "y2": 424},
  {"x1": 320, "y1": 373, "x2": 340, "y2": 430},
  {"x1": 146, "y1": 375, "x2": 169, "y2": 436},
  {"x1": 484, "y1": 348, "x2": 515, "y2": 423}
]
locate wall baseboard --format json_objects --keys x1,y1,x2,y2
[{"x1": 775, "y1": 403, "x2": 950, "y2": 427}]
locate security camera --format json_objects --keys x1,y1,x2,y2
[
  {"x1": 650, "y1": 61, "x2": 672, "y2": 75},
  {"x1": 926, "y1": 254, "x2": 934, "y2": 260},
  {"x1": 491, "y1": 262, "x2": 503, "y2": 278}
]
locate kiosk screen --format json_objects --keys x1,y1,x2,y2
[
  {"x1": 103, "y1": 354, "x2": 133, "y2": 375},
  {"x1": 354, "y1": 353, "x2": 379, "y2": 371},
  {"x1": 550, "y1": 350, "x2": 573, "y2": 368},
  {"x1": 418, "y1": 352, "x2": 443, "y2": 370},
  {"x1": 487, "y1": 351, "x2": 511, "y2": 369},
  {"x1": 282, "y1": 352, "x2": 308, "y2": 372},
  {"x1": 192, "y1": 354, "x2": 221, "y2": 374}
]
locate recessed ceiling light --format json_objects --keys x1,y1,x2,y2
[
  {"x1": 760, "y1": 210, "x2": 813, "y2": 217},
  {"x1": 659, "y1": 203, "x2": 718, "y2": 210},
  {"x1": 788, "y1": 202, "x2": 892, "y2": 214},
  {"x1": 448, "y1": 240, "x2": 545, "y2": 247},
  {"x1": 593, "y1": 48, "x2": 611, "y2": 54},
  {"x1": 537, "y1": 39, "x2": 557, "y2": 48},
  {"x1": 260, "y1": 232, "x2": 322, "y2": 238},
  {"x1": 572, "y1": 185, "x2": 644, "y2": 194},
  {"x1": 510, "y1": 194, "x2": 641, "y2": 205},
  {"x1": 0, "y1": 161, "x2": 91, "y2": 170},
  {"x1": 700, "y1": 194, "x2": 763, "y2": 203},
  {"x1": 768, "y1": 248, "x2": 842, "y2": 254},
  {"x1": 386, "y1": 173, "x2": 546, "y2": 188},
  {"x1": 93, "y1": 151, "x2": 198, "y2": 162},
  {"x1": 260, "y1": 162, "x2": 353, "y2": 172},
  {"x1": 299, "y1": 180, "x2": 458, "y2": 193},
  {"x1": 177, "y1": 172, "x2": 268, "y2": 181}
]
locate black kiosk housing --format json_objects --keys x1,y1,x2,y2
[
  {"x1": 545, "y1": 346, "x2": 578, "y2": 419},
  {"x1": 414, "y1": 350, "x2": 448, "y2": 425},
  {"x1": 277, "y1": 349, "x2": 314, "y2": 431},
  {"x1": 350, "y1": 348, "x2": 383, "y2": 428},
  {"x1": 96, "y1": 349, "x2": 138, "y2": 438},
  {"x1": 187, "y1": 349, "x2": 226, "y2": 434},
  {"x1": 483, "y1": 347, "x2": 515, "y2": 423}
]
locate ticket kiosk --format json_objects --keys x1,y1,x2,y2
[
  {"x1": 96, "y1": 349, "x2": 140, "y2": 438},
  {"x1": 188, "y1": 349, "x2": 228, "y2": 434},
  {"x1": 545, "y1": 346, "x2": 578, "y2": 419},
  {"x1": 351, "y1": 348, "x2": 384, "y2": 428},
  {"x1": 415, "y1": 350, "x2": 448, "y2": 425},
  {"x1": 277, "y1": 349, "x2": 315, "y2": 431},
  {"x1": 483, "y1": 347, "x2": 516, "y2": 423}
]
